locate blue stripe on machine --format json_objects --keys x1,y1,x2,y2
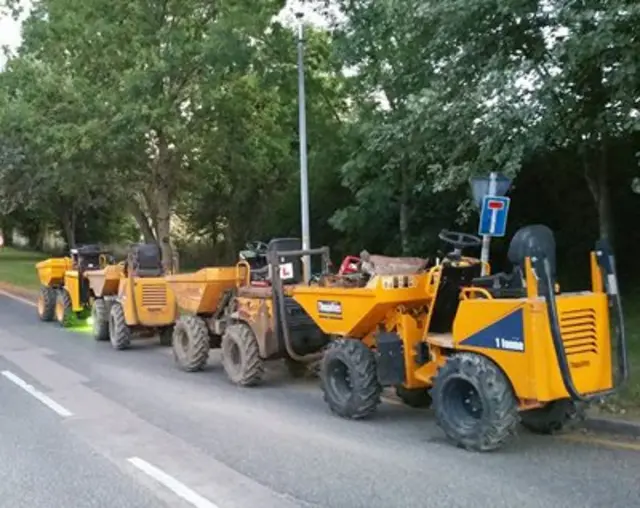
[{"x1": 459, "y1": 308, "x2": 525, "y2": 352}]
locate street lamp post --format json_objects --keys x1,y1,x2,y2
[{"x1": 296, "y1": 11, "x2": 311, "y2": 283}]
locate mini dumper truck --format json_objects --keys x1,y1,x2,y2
[
  {"x1": 165, "y1": 238, "x2": 330, "y2": 385},
  {"x1": 36, "y1": 244, "x2": 114, "y2": 327},
  {"x1": 266, "y1": 225, "x2": 627, "y2": 451},
  {"x1": 84, "y1": 243, "x2": 177, "y2": 350}
]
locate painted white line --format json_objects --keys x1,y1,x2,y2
[
  {"x1": 0, "y1": 289, "x2": 37, "y2": 308},
  {"x1": 1, "y1": 370, "x2": 73, "y2": 417},
  {"x1": 128, "y1": 457, "x2": 219, "y2": 508}
]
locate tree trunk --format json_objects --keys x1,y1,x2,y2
[
  {"x1": 61, "y1": 207, "x2": 76, "y2": 249},
  {"x1": 584, "y1": 145, "x2": 613, "y2": 243},
  {"x1": 154, "y1": 132, "x2": 174, "y2": 273},
  {"x1": 399, "y1": 165, "x2": 410, "y2": 255},
  {"x1": 129, "y1": 199, "x2": 157, "y2": 244}
]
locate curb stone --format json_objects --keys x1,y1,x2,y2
[{"x1": 578, "y1": 417, "x2": 640, "y2": 439}]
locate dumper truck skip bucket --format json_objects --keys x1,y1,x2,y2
[
  {"x1": 165, "y1": 266, "x2": 247, "y2": 315},
  {"x1": 290, "y1": 273, "x2": 434, "y2": 338},
  {"x1": 36, "y1": 257, "x2": 73, "y2": 287},
  {"x1": 85, "y1": 264, "x2": 125, "y2": 298}
]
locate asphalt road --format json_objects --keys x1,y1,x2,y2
[{"x1": 1, "y1": 292, "x2": 640, "y2": 508}]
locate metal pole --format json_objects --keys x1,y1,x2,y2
[
  {"x1": 480, "y1": 171, "x2": 497, "y2": 276},
  {"x1": 296, "y1": 12, "x2": 311, "y2": 283}
]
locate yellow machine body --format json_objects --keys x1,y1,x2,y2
[
  {"x1": 292, "y1": 253, "x2": 615, "y2": 408},
  {"x1": 62, "y1": 271, "x2": 85, "y2": 312},
  {"x1": 118, "y1": 276, "x2": 177, "y2": 328},
  {"x1": 85, "y1": 264, "x2": 125, "y2": 298},
  {"x1": 165, "y1": 266, "x2": 247, "y2": 314},
  {"x1": 35, "y1": 257, "x2": 73, "y2": 286}
]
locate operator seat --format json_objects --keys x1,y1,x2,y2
[
  {"x1": 471, "y1": 224, "x2": 557, "y2": 298},
  {"x1": 128, "y1": 243, "x2": 164, "y2": 277}
]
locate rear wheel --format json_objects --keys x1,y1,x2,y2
[
  {"x1": 433, "y1": 353, "x2": 518, "y2": 452},
  {"x1": 395, "y1": 386, "x2": 432, "y2": 408},
  {"x1": 109, "y1": 303, "x2": 131, "y2": 350},
  {"x1": 520, "y1": 399, "x2": 576, "y2": 434},
  {"x1": 320, "y1": 339, "x2": 382, "y2": 419},
  {"x1": 55, "y1": 289, "x2": 75, "y2": 328},
  {"x1": 221, "y1": 323, "x2": 264, "y2": 386},
  {"x1": 37, "y1": 286, "x2": 56, "y2": 322},
  {"x1": 172, "y1": 316, "x2": 210, "y2": 372},
  {"x1": 92, "y1": 299, "x2": 109, "y2": 341},
  {"x1": 158, "y1": 325, "x2": 174, "y2": 347}
]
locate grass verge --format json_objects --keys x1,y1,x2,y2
[{"x1": 0, "y1": 246, "x2": 46, "y2": 291}]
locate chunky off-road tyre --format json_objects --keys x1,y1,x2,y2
[
  {"x1": 158, "y1": 325, "x2": 174, "y2": 347},
  {"x1": 433, "y1": 353, "x2": 518, "y2": 452},
  {"x1": 172, "y1": 316, "x2": 210, "y2": 372},
  {"x1": 320, "y1": 339, "x2": 382, "y2": 419},
  {"x1": 109, "y1": 303, "x2": 131, "y2": 350},
  {"x1": 221, "y1": 323, "x2": 264, "y2": 386},
  {"x1": 395, "y1": 386, "x2": 433, "y2": 408},
  {"x1": 520, "y1": 399, "x2": 577, "y2": 434},
  {"x1": 92, "y1": 299, "x2": 109, "y2": 341},
  {"x1": 37, "y1": 286, "x2": 56, "y2": 322},
  {"x1": 55, "y1": 289, "x2": 75, "y2": 328}
]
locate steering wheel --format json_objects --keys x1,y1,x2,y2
[
  {"x1": 245, "y1": 241, "x2": 268, "y2": 254},
  {"x1": 438, "y1": 229, "x2": 482, "y2": 253}
]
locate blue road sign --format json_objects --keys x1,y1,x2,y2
[{"x1": 478, "y1": 196, "x2": 510, "y2": 237}]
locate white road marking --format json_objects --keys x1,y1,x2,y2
[
  {"x1": 128, "y1": 457, "x2": 220, "y2": 508},
  {"x1": 0, "y1": 289, "x2": 37, "y2": 308},
  {"x1": 1, "y1": 370, "x2": 73, "y2": 417}
]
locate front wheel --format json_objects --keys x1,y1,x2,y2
[
  {"x1": 320, "y1": 339, "x2": 381, "y2": 419},
  {"x1": 37, "y1": 286, "x2": 56, "y2": 322},
  {"x1": 109, "y1": 303, "x2": 131, "y2": 350},
  {"x1": 221, "y1": 323, "x2": 264, "y2": 386},
  {"x1": 92, "y1": 299, "x2": 109, "y2": 341},
  {"x1": 432, "y1": 353, "x2": 518, "y2": 452},
  {"x1": 55, "y1": 289, "x2": 75, "y2": 328},
  {"x1": 172, "y1": 316, "x2": 210, "y2": 372}
]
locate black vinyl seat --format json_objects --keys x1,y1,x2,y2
[
  {"x1": 128, "y1": 243, "x2": 163, "y2": 277},
  {"x1": 472, "y1": 224, "x2": 557, "y2": 298}
]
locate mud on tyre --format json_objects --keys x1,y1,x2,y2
[
  {"x1": 109, "y1": 302, "x2": 131, "y2": 350},
  {"x1": 38, "y1": 286, "x2": 56, "y2": 322},
  {"x1": 221, "y1": 323, "x2": 264, "y2": 386},
  {"x1": 172, "y1": 315, "x2": 210, "y2": 372},
  {"x1": 432, "y1": 352, "x2": 518, "y2": 452},
  {"x1": 320, "y1": 338, "x2": 382, "y2": 419}
]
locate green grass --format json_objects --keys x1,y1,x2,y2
[{"x1": 0, "y1": 246, "x2": 47, "y2": 291}]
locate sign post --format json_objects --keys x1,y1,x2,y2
[{"x1": 469, "y1": 172, "x2": 512, "y2": 276}]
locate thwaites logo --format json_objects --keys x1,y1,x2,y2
[{"x1": 317, "y1": 300, "x2": 342, "y2": 318}]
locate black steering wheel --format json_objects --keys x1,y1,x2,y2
[
  {"x1": 438, "y1": 229, "x2": 482, "y2": 254},
  {"x1": 245, "y1": 241, "x2": 269, "y2": 254}
]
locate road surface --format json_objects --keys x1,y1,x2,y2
[{"x1": 0, "y1": 291, "x2": 639, "y2": 508}]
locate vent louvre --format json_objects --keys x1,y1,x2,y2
[{"x1": 560, "y1": 308, "x2": 597, "y2": 356}]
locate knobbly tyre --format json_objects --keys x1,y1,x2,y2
[
  {"x1": 166, "y1": 238, "x2": 329, "y2": 386},
  {"x1": 280, "y1": 225, "x2": 627, "y2": 451},
  {"x1": 84, "y1": 243, "x2": 177, "y2": 350}
]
